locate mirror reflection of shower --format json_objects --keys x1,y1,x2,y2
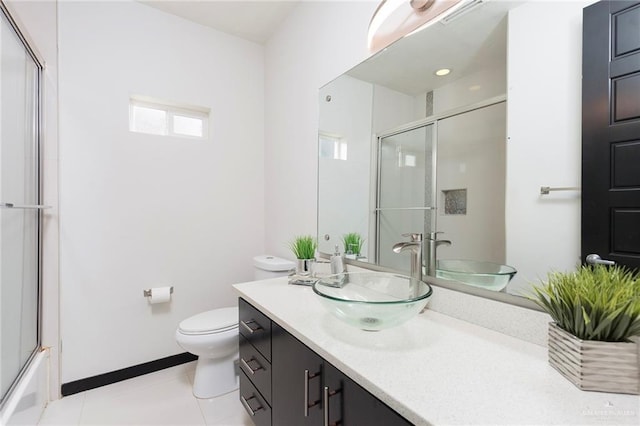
[{"x1": 374, "y1": 100, "x2": 509, "y2": 284}]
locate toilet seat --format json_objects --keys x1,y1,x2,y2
[{"x1": 178, "y1": 307, "x2": 239, "y2": 335}]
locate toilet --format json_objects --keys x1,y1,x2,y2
[{"x1": 175, "y1": 255, "x2": 295, "y2": 399}]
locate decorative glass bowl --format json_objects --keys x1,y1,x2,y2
[
  {"x1": 312, "y1": 272, "x2": 432, "y2": 331},
  {"x1": 436, "y1": 259, "x2": 517, "y2": 292}
]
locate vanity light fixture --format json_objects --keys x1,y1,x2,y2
[
  {"x1": 368, "y1": 0, "x2": 464, "y2": 53},
  {"x1": 435, "y1": 68, "x2": 451, "y2": 76}
]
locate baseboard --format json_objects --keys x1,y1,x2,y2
[{"x1": 61, "y1": 352, "x2": 197, "y2": 396}]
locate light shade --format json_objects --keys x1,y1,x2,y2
[{"x1": 367, "y1": 0, "x2": 464, "y2": 53}]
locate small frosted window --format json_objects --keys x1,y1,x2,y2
[
  {"x1": 173, "y1": 115, "x2": 203, "y2": 137},
  {"x1": 131, "y1": 105, "x2": 167, "y2": 135},
  {"x1": 129, "y1": 95, "x2": 209, "y2": 139},
  {"x1": 319, "y1": 133, "x2": 347, "y2": 160},
  {"x1": 404, "y1": 154, "x2": 416, "y2": 167}
]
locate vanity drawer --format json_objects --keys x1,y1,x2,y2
[
  {"x1": 239, "y1": 298, "x2": 272, "y2": 361},
  {"x1": 239, "y1": 370, "x2": 271, "y2": 426},
  {"x1": 239, "y1": 335, "x2": 272, "y2": 405}
]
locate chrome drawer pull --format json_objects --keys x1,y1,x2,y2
[
  {"x1": 240, "y1": 319, "x2": 262, "y2": 334},
  {"x1": 323, "y1": 386, "x2": 342, "y2": 426},
  {"x1": 240, "y1": 395, "x2": 263, "y2": 417},
  {"x1": 240, "y1": 357, "x2": 263, "y2": 376},
  {"x1": 304, "y1": 369, "x2": 321, "y2": 417}
]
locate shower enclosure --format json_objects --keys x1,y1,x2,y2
[{"x1": 0, "y1": 3, "x2": 43, "y2": 407}]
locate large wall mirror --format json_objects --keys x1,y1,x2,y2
[{"x1": 318, "y1": 0, "x2": 594, "y2": 302}]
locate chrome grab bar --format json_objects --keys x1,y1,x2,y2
[
  {"x1": 1, "y1": 202, "x2": 51, "y2": 209},
  {"x1": 374, "y1": 206, "x2": 436, "y2": 211}
]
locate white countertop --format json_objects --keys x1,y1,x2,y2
[{"x1": 233, "y1": 278, "x2": 640, "y2": 425}]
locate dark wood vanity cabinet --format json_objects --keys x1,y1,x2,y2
[
  {"x1": 238, "y1": 298, "x2": 411, "y2": 426},
  {"x1": 238, "y1": 299, "x2": 273, "y2": 426}
]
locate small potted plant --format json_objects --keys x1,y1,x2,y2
[
  {"x1": 342, "y1": 232, "x2": 364, "y2": 260},
  {"x1": 289, "y1": 235, "x2": 317, "y2": 276},
  {"x1": 530, "y1": 264, "x2": 640, "y2": 394}
]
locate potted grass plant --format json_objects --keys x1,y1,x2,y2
[
  {"x1": 530, "y1": 264, "x2": 640, "y2": 394},
  {"x1": 289, "y1": 235, "x2": 317, "y2": 276},
  {"x1": 342, "y1": 232, "x2": 364, "y2": 259}
]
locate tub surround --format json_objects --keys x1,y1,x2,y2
[{"x1": 233, "y1": 278, "x2": 639, "y2": 426}]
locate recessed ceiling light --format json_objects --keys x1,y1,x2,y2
[{"x1": 435, "y1": 68, "x2": 451, "y2": 77}]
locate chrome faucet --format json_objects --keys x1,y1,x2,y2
[
  {"x1": 392, "y1": 233, "x2": 423, "y2": 282},
  {"x1": 426, "y1": 232, "x2": 451, "y2": 277}
]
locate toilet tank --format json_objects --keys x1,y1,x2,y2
[{"x1": 253, "y1": 255, "x2": 295, "y2": 280}]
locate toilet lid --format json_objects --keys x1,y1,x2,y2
[{"x1": 178, "y1": 307, "x2": 239, "y2": 335}]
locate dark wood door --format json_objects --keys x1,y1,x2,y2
[
  {"x1": 582, "y1": 1, "x2": 640, "y2": 270},
  {"x1": 271, "y1": 323, "x2": 323, "y2": 426}
]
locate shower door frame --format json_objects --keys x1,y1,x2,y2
[
  {"x1": 0, "y1": 0, "x2": 45, "y2": 408},
  {"x1": 373, "y1": 94, "x2": 507, "y2": 265}
]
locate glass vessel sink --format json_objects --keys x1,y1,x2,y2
[
  {"x1": 436, "y1": 259, "x2": 517, "y2": 292},
  {"x1": 312, "y1": 272, "x2": 432, "y2": 331}
]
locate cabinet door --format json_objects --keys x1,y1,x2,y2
[
  {"x1": 271, "y1": 323, "x2": 324, "y2": 426},
  {"x1": 324, "y1": 362, "x2": 412, "y2": 426}
]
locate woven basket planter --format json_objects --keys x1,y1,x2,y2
[{"x1": 548, "y1": 323, "x2": 639, "y2": 394}]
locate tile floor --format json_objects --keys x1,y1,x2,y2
[{"x1": 38, "y1": 362, "x2": 253, "y2": 425}]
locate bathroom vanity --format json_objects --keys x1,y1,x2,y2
[
  {"x1": 238, "y1": 297, "x2": 410, "y2": 426},
  {"x1": 234, "y1": 277, "x2": 639, "y2": 426}
]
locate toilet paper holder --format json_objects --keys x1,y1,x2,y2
[{"x1": 143, "y1": 286, "x2": 174, "y2": 298}]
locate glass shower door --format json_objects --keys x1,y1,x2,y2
[
  {"x1": 376, "y1": 124, "x2": 435, "y2": 272},
  {"x1": 0, "y1": 7, "x2": 41, "y2": 404}
]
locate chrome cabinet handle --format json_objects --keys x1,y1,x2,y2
[
  {"x1": 323, "y1": 386, "x2": 341, "y2": 426},
  {"x1": 240, "y1": 395, "x2": 263, "y2": 417},
  {"x1": 239, "y1": 357, "x2": 263, "y2": 376},
  {"x1": 586, "y1": 254, "x2": 615, "y2": 266},
  {"x1": 304, "y1": 369, "x2": 321, "y2": 417},
  {"x1": 239, "y1": 319, "x2": 262, "y2": 334}
]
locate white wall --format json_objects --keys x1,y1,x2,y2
[
  {"x1": 505, "y1": 1, "x2": 593, "y2": 295},
  {"x1": 264, "y1": 1, "x2": 378, "y2": 259},
  {"x1": 58, "y1": 1, "x2": 265, "y2": 383}
]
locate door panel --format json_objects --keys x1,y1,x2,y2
[
  {"x1": 0, "y1": 7, "x2": 41, "y2": 402},
  {"x1": 582, "y1": 0, "x2": 640, "y2": 270},
  {"x1": 271, "y1": 323, "x2": 323, "y2": 426}
]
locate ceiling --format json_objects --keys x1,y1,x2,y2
[
  {"x1": 347, "y1": 0, "x2": 520, "y2": 95},
  {"x1": 139, "y1": 0, "x2": 300, "y2": 44}
]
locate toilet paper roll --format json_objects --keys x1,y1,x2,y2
[{"x1": 149, "y1": 286, "x2": 172, "y2": 304}]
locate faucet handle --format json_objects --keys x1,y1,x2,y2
[
  {"x1": 427, "y1": 231, "x2": 445, "y2": 240},
  {"x1": 402, "y1": 232, "x2": 423, "y2": 242}
]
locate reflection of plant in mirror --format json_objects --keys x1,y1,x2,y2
[
  {"x1": 289, "y1": 235, "x2": 317, "y2": 260},
  {"x1": 530, "y1": 265, "x2": 640, "y2": 342},
  {"x1": 342, "y1": 233, "x2": 364, "y2": 256}
]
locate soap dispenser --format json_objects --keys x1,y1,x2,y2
[{"x1": 330, "y1": 245, "x2": 344, "y2": 275}]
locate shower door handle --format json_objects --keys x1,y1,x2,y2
[{"x1": 1, "y1": 202, "x2": 51, "y2": 210}]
